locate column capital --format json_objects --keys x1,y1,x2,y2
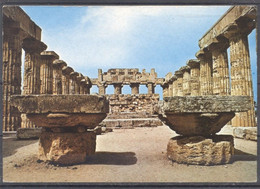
[
  {"x1": 22, "y1": 38, "x2": 47, "y2": 53},
  {"x1": 62, "y1": 66, "x2": 74, "y2": 76},
  {"x1": 69, "y1": 72, "x2": 78, "y2": 80},
  {"x1": 179, "y1": 66, "x2": 190, "y2": 73},
  {"x1": 187, "y1": 59, "x2": 200, "y2": 68},
  {"x1": 53, "y1": 59, "x2": 67, "y2": 69},
  {"x1": 175, "y1": 70, "x2": 184, "y2": 78},
  {"x1": 41, "y1": 51, "x2": 59, "y2": 61}
]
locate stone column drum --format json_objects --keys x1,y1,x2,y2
[
  {"x1": 10, "y1": 95, "x2": 109, "y2": 165},
  {"x1": 40, "y1": 51, "x2": 59, "y2": 94},
  {"x1": 53, "y1": 60, "x2": 67, "y2": 95},
  {"x1": 158, "y1": 96, "x2": 251, "y2": 165},
  {"x1": 187, "y1": 59, "x2": 200, "y2": 96},
  {"x1": 61, "y1": 66, "x2": 73, "y2": 94}
]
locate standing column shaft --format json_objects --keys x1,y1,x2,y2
[
  {"x1": 229, "y1": 33, "x2": 256, "y2": 127},
  {"x1": 114, "y1": 83, "x2": 123, "y2": 95},
  {"x1": 187, "y1": 59, "x2": 200, "y2": 96},
  {"x1": 212, "y1": 48, "x2": 230, "y2": 95},
  {"x1": 198, "y1": 53, "x2": 213, "y2": 95},
  {"x1": 22, "y1": 38, "x2": 47, "y2": 128},
  {"x1": 53, "y1": 60, "x2": 67, "y2": 95},
  {"x1": 2, "y1": 27, "x2": 22, "y2": 131},
  {"x1": 40, "y1": 51, "x2": 59, "y2": 94},
  {"x1": 147, "y1": 83, "x2": 155, "y2": 94},
  {"x1": 175, "y1": 71, "x2": 184, "y2": 96},
  {"x1": 69, "y1": 72, "x2": 78, "y2": 94},
  {"x1": 98, "y1": 84, "x2": 107, "y2": 95},
  {"x1": 181, "y1": 66, "x2": 191, "y2": 96},
  {"x1": 172, "y1": 77, "x2": 177, "y2": 96},
  {"x1": 61, "y1": 66, "x2": 73, "y2": 94},
  {"x1": 168, "y1": 81, "x2": 173, "y2": 97},
  {"x1": 161, "y1": 83, "x2": 169, "y2": 98}
]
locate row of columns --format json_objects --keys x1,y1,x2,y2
[
  {"x1": 97, "y1": 82, "x2": 156, "y2": 95},
  {"x1": 163, "y1": 29, "x2": 255, "y2": 127}
]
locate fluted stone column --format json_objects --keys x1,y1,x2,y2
[
  {"x1": 130, "y1": 83, "x2": 140, "y2": 95},
  {"x1": 172, "y1": 76, "x2": 177, "y2": 96},
  {"x1": 168, "y1": 79, "x2": 173, "y2": 97},
  {"x1": 61, "y1": 66, "x2": 73, "y2": 94},
  {"x1": 98, "y1": 83, "x2": 107, "y2": 95},
  {"x1": 147, "y1": 82, "x2": 155, "y2": 94},
  {"x1": 161, "y1": 83, "x2": 169, "y2": 98},
  {"x1": 210, "y1": 45, "x2": 230, "y2": 95},
  {"x1": 85, "y1": 77, "x2": 92, "y2": 94},
  {"x1": 196, "y1": 52, "x2": 213, "y2": 95},
  {"x1": 2, "y1": 26, "x2": 22, "y2": 131},
  {"x1": 180, "y1": 66, "x2": 191, "y2": 96},
  {"x1": 175, "y1": 70, "x2": 184, "y2": 96},
  {"x1": 187, "y1": 59, "x2": 200, "y2": 96},
  {"x1": 75, "y1": 73, "x2": 83, "y2": 94},
  {"x1": 114, "y1": 83, "x2": 123, "y2": 95},
  {"x1": 53, "y1": 60, "x2": 67, "y2": 95},
  {"x1": 40, "y1": 51, "x2": 59, "y2": 94},
  {"x1": 22, "y1": 38, "x2": 47, "y2": 128},
  {"x1": 69, "y1": 72, "x2": 78, "y2": 94},
  {"x1": 228, "y1": 32, "x2": 256, "y2": 127},
  {"x1": 79, "y1": 79, "x2": 87, "y2": 94}
]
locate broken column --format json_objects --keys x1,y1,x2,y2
[
  {"x1": 53, "y1": 59, "x2": 67, "y2": 95},
  {"x1": 180, "y1": 66, "x2": 191, "y2": 96},
  {"x1": 187, "y1": 59, "x2": 200, "y2": 96},
  {"x1": 40, "y1": 51, "x2": 59, "y2": 94},
  {"x1": 21, "y1": 38, "x2": 47, "y2": 128},
  {"x1": 11, "y1": 94, "x2": 109, "y2": 165},
  {"x1": 159, "y1": 96, "x2": 251, "y2": 165},
  {"x1": 130, "y1": 82, "x2": 140, "y2": 95},
  {"x1": 61, "y1": 66, "x2": 73, "y2": 94}
]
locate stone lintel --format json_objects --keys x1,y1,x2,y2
[
  {"x1": 187, "y1": 59, "x2": 200, "y2": 68},
  {"x1": 163, "y1": 96, "x2": 251, "y2": 113},
  {"x1": 62, "y1": 66, "x2": 74, "y2": 75},
  {"x1": 22, "y1": 38, "x2": 47, "y2": 53},
  {"x1": 10, "y1": 94, "x2": 109, "y2": 114}
]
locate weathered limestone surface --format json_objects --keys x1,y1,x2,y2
[
  {"x1": 53, "y1": 59, "x2": 67, "y2": 95},
  {"x1": 38, "y1": 131, "x2": 96, "y2": 165},
  {"x1": 187, "y1": 59, "x2": 200, "y2": 96},
  {"x1": 175, "y1": 70, "x2": 184, "y2": 96},
  {"x1": 16, "y1": 127, "x2": 42, "y2": 139},
  {"x1": 10, "y1": 95, "x2": 109, "y2": 114},
  {"x1": 167, "y1": 135, "x2": 234, "y2": 165},
  {"x1": 233, "y1": 127, "x2": 257, "y2": 141},
  {"x1": 180, "y1": 66, "x2": 191, "y2": 96},
  {"x1": 61, "y1": 66, "x2": 73, "y2": 94}
]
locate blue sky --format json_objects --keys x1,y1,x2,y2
[{"x1": 21, "y1": 6, "x2": 257, "y2": 100}]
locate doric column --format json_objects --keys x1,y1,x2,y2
[
  {"x1": 175, "y1": 70, "x2": 184, "y2": 96},
  {"x1": 40, "y1": 51, "x2": 59, "y2": 94},
  {"x1": 85, "y1": 77, "x2": 92, "y2": 94},
  {"x1": 98, "y1": 82, "x2": 107, "y2": 95},
  {"x1": 172, "y1": 76, "x2": 177, "y2": 96},
  {"x1": 168, "y1": 79, "x2": 173, "y2": 97},
  {"x1": 75, "y1": 73, "x2": 84, "y2": 94},
  {"x1": 209, "y1": 42, "x2": 230, "y2": 95},
  {"x1": 113, "y1": 83, "x2": 123, "y2": 95},
  {"x1": 61, "y1": 66, "x2": 73, "y2": 94},
  {"x1": 228, "y1": 32, "x2": 256, "y2": 127},
  {"x1": 187, "y1": 59, "x2": 200, "y2": 96},
  {"x1": 180, "y1": 66, "x2": 191, "y2": 96},
  {"x1": 146, "y1": 82, "x2": 155, "y2": 94},
  {"x1": 22, "y1": 38, "x2": 47, "y2": 129},
  {"x1": 79, "y1": 79, "x2": 87, "y2": 94},
  {"x1": 130, "y1": 82, "x2": 140, "y2": 95},
  {"x1": 69, "y1": 72, "x2": 78, "y2": 94},
  {"x1": 2, "y1": 25, "x2": 23, "y2": 131},
  {"x1": 196, "y1": 51, "x2": 213, "y2": 95},
  {"x1": 53, "y1": 60, "x2": 67, "y2": 95},
  {"x1": 161, "y1": 83, "x2": 169, "y2": 98}
]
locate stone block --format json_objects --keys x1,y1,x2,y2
[
  {"x1": 167, "y1": 135, "x2": 234, "y2": 165},
  {"x1": 16, "y1": 128, "x2": 42, "y2": 139},
  {"x1": 38, "y1": 131, "x2": 96, "y2": 165}
]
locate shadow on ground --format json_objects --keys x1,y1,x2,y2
[
  {"x1": 2, "y1": 138, "x2": 38, "y2": 158},
  {"x1": 231, "y1": 148, "x2": 257, "y2": 162},
  {"x1": 85, "y1": 151, "x2": 137, "y2": 165}
]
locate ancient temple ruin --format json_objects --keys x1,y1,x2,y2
[{"x1": 2, "y1": 5, "x2": 257, "y2": 165}]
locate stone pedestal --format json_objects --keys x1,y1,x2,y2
[
  {"x1": 167, "y1": 135, "x2": 234, "y2": 165},
  {"x1": 39, "y1": 131, "x2": 96, "y2": 165},
  {"x1": 11, "y1": 94, "x2": 109, "y2": 165}
]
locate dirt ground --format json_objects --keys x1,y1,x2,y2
[{"x1": 2, "y1": 125, "x2": 258, "y2": 183}]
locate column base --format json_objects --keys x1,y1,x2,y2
[
  {"x1": 167, "y1": 135, "x2": 234, "y2": 165},
  {"x1": 38, "y1": 130, "x2": 96, "y2": 165}
]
